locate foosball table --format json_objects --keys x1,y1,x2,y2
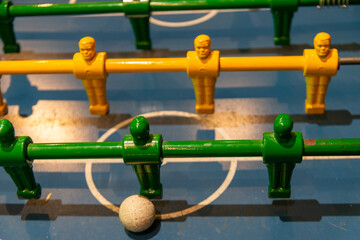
[{"x1": 0, "y1": 0, "x2": 360, "y2": 239}]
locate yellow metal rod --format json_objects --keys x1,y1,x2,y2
[
  {"x1": 220, "y1": 56, "x2": 305, "y2": 71},
  {"x1": 0, "y1": 60, "x2": 74, "y2": 74},
  {"x1": 0, "y1": 56, "x2": 306, "y2": 75},
  {"x1": 105, "y1": 58, "x2": 188, "y2": 73}
]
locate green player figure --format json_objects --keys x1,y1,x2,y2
[
  {"x1": 122, "y1": 116, "x2": 163, "y2": 199},
  {"x1": 270, "y1": 0, "x2": 298, "y2": 45},
  {"x1": 263, "y1": 114, "x2": 303, "y2": 198},
  {"x1": 0, "y1": 119, "x2": 41, "y2": 199}
]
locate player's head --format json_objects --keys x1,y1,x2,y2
[
  {"x1": 314, "y1": 32, "x2": 331, "y2": 58},
  {"x1": 0, "y1": 119, "x2": 14, "y2": 143},
  {"x1": 79, "y1": 36, "x2": 96, "y2": 61},
  {"x1": 194, "y1": 34, "x2": 211, "y2": 59}
]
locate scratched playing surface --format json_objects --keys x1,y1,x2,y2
[{"x1": 0, "y1": 1, "x2": 360, "y2": 239}]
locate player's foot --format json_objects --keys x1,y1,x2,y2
[
  {"x1": 305, "y1": 100, "x2": 325, "y2": 114},
  {"x1": 195, "y1": 104, "x2": 215, "y2": 114},
  {"x1": 274, "y1": 36, "x2": 290, "y2": 46},
  {"x1": 89, "y1": 103, "x2": 109, "y2": 115},
  {"x1": 268, "y1": 186, "x2": 291, "y2": 198},
  {"x1": 0, "y1": 102, "x2": 8, "y2": 116}
]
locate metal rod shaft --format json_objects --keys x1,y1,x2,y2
[
  {"x1": 162, "y1": 140, "x2": 263, "y2": 157},
  {"x1": 9, "y1": 2, "x2": 124, "y2": 17},
  {"x1": 27, "y1": 142, "x2": 123, "y2": 159},
  {"x1": 340, "y1": 57, "x2": 360, "y2": 65},
  {"x1": 303, "y1": 139, "x2": 360, "y2": 156},
  {"x1": 25, "y1": 138, "x2": 360, "y2": 160}
]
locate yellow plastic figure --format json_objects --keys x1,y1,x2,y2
[
  {"x1": 73, "y1": 37, "x2": 109, "y2": 115},
  {"x1": 303, "y1": 32, "x2": 339, "y2": 114},
  {"x1": 0, "y1": 85, "x2": 8, "y2": 116},
  {"x1": 187, "y1": 35, "x2": 220, "y2": 114}
]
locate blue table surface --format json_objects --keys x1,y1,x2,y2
[{"x1": 0, "y1": 1, "x2": 360, "y2": 239}]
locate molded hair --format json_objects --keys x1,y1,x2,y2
[
  {"x1": 313, "y1": 32, "x2": 331, "y2": 46},
  {"x1": 79, "y1": 36, "x2": 96, "y2": 48},
  {"x1": 194, "y1": 34, "x2": 211, "y2": 48}
]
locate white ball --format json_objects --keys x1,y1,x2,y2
[{"x1": 119, "y1": 195, "x2": 156, "y2": 232}]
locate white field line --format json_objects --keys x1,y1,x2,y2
[{"x1": 69, "y1": 8, "x2": 270, "y2": 18}]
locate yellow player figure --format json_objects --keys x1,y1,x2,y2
[
  {"x1": 0, "y1": 86, "x2": 8, "y2": 116},
  {"x1": 73, "y1": 37, "x2": 109, "y2": 115},
  {"x1": 303, "y1": 32, "x2": 339, "y2": 114},
  {"x1": 187, "y1": 35, "x2": 220, "y2": 114}
]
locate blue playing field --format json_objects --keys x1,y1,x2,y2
[{"x1": 0, "y1": 1, "x2": 360, "y2": 239}]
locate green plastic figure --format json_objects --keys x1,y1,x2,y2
[
  {"x1": 122, "y1": 116, "x2": 163, "y2": 198},
  {"x1": 0, "y1": 119, "x2": 41, "y2": 199},
  {"x1": 270, "y1": 0, "x2": 298, "y2": 45},
  {"x1": 0, "y1": 1, "x2": 20, "y2": 53},
  {"x1": 123, "y1": 0, "x2": 151, "y2": 50},
  {"x1": 262, "y1": 114, "x2": 303, "y2": 198}
]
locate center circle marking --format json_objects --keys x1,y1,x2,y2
[{"x1": 85, "y1": 110, "x2": 237, "y2": 219}]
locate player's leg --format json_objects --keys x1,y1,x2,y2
[
  {"x1": 90, "y1": 78, "x2": 109, "y2": 115},
  {"x1": 192, "y1": 77, "x2": 206, "y2": 113},
  {"x1": 305, "y1": 76, "x2": 324, "y2": 114},
  {"x1": 317, "y1": 76, "x2": 331, "y2": 105},
  {"x1": 203, "y1": 77, "x2": 217, "y2": 114},
  {"x1": 81, "y1": 79, "x2": 97, "y2": 106}
]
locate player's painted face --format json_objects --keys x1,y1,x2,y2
[
  {"x1": 80, "y1": 44, "x2": 96, "y2": 61},
  {"x1": 195, "y1": 41, "x2": 211, "y2": 59},
  {"x1": 315, "y1": 39, "x2": 330, "y2": 58}
]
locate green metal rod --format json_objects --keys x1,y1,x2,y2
[
  {"x1": 149, "y1": 0, "x2": 271, "y2": 11},
  {"x1": 162, "y1": 140, "x2": 263, "y2": 157},
  {"x1": 148, "y1": 0, "x2": 360, "y2": 11},
  {"x1": 27, "y1": 142, "x2": 123, "y2": 159},
  {"x1": 8, "y1": 2, "x2": 124, "y2": 16},
  {"x1": 7, "y1": 0, "x2": 360, "y2": 17},
  {"x1": 303, "y1": 139, "x2": 360, "y2": 156},
  {"x1": 27, "y1": 140, "x2": 265, "y2": 160},
  {"x1": 25, "y1": 138, "x2": 360, "y2": 160}
]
